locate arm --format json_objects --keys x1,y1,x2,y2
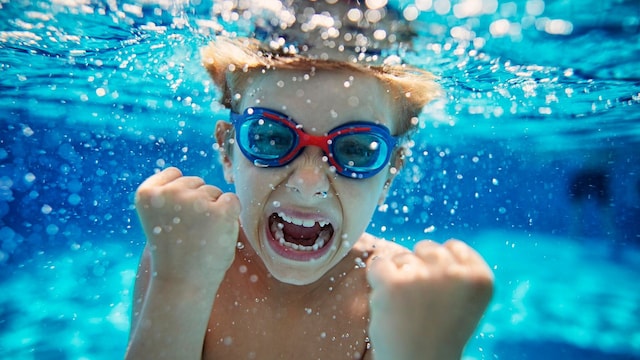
[
  {"x1": 125, "y1": 167, "x2": 241, "y2": 359},
  {"x1": 366, "y1": 239, "x2": 494, "y2": 360}
]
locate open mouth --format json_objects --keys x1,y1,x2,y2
[{"x1": 268, "y1": 212, "x2": 334, "y2": 258}]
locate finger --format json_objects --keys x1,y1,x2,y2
[
  {"x1": 139, "y1": 167, "x2": 183, "y2": 188},
  {"x1": 443, "y1": 239, "x2": 474, "y2": 264},
  {"x1": 390, "y1": 252, "x2": 425, "y2": 270},
  {"x1": 444, "y1": 239, "x2": 492, "y2": 271},
  {"x1": 414, "y1": 240, "x2": 455, "y2": 265},
  {"x1": 367, "y1": 255, "x2": 397, "y2": 288},
  {"x1": 168, "y1": 175, "x2": 206, "y2": 189},
  {"x1": 216, "y1": 192, "x2": 242, "y2": 219},
  {"x1": 200, "y1": 184, "x2": 223, "y2": 200}
]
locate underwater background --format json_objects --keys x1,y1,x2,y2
[{"x1": 1, "y1": 0, "x2": 639, "y2": 358}]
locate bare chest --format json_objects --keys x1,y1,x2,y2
[{"x1": 203, "y1": 276, "x2": 370, "y2": 359}]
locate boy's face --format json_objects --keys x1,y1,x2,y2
[{"x1": 220, "y1": 69, "x2": 400, "y2": 285}]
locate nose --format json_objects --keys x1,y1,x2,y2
[{"x1": 285, "y1": 148, "x2": 331, "y2": 200}]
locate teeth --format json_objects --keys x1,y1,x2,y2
[
  {"x1": 270, "y1": 220, "x2": 331, "y2": 252},
  {"x1": 277, "y1": 212, "x2": 328, "y2": 228}
]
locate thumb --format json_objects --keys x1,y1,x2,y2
[{"x1": 367, "y1": 255, "x2": 396, "y2": 289}]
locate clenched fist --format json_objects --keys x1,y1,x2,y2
[
  {"x1": 367, "y1": 239, "x2": 494, "y2": 360},
  {"x1": 135, "y1": 167, "x2": 241, "y2": 287}
]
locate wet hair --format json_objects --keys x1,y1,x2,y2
[{"x1": 201, "y1": 37, "x2": 442, "y2": 137}]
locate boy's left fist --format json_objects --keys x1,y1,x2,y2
[{"x1": 367, "y1": 239, "x2": 494, "y2": 360}]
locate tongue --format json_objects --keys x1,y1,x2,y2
[{"x1": 281, "y1": 221, "x2": 321, "y2": 246}]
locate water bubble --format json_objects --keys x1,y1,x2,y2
[
  {"x1": 41, "y1": 204, "x2": 52, "y2": 214},
  {"x1": 46, "y1": 224, "x2": 59, "y2": 235},
  {"x1": 365, "y1": 8, "x2": 383, "y2": 22},
  {"x1": 347, "y1": 8, "x2": 363, "y2": 22},
  {"x1": 24, "y1": 173, "x2": 36, "y2": 183},
  {"x1": 223, "y1": 336, "x2": 233, "y2": 346},
  {"x1": 68, "y1": 193, "x2": 81, "y2": 206},
  {"x1": 22, "y1": 126, "x2": 34, "y2": 137},
  {"x1": 373, "y1": 29, "x2": 387, "y2": 41},
  {"x1": 490, "y1": 19, "x2": 511, "y2": 37},
  {"x1": 403, "y1": 6, "x2": 419, "y2": 21}
]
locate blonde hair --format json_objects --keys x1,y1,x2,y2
[{"x1": 201, "y1": 37, "x2": 441, "y2": 136}]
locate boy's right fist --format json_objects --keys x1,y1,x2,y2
[{"x1": 135, "y1": 167, "x2": 241, "y2": 286}]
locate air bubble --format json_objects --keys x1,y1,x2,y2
[
  {"x1": 223, "y1": 336, "x2": 233, "y2": 346},
  {"x1": 24, "y1": 173, "x2": 36, "y2": 183},
  {"x1": 68, "y1": 193, "x2": 81, "y2": 205},
  {"x1": 46, "y1": 224, "x2": 59, "y2": 235}
]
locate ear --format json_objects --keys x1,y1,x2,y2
[
  {"x1": 378, "y1": 147, "x2": 406, "y2": 206},
  {"x1": 215, "y1": 120, "x2": 235, "y2": 184}
]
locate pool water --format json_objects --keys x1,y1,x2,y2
[{"x1": 1, "y1": 0, "x2": 640, "y2": 359}]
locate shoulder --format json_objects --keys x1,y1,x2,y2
[{"x1": 353, "y1": 233, "x2": 411, "y2": 266}]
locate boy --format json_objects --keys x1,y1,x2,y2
[{"x1": 126, "y1": 36, "x2": 493, "y2": 360}]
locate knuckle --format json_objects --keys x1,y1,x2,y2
[
  {"x1": 135, "y1": 184, "x2": 157, "y2": 203},
  {"x1": 164, "y1": 166, "x2": 182, "y2": 176}
]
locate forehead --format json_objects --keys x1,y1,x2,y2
[{"x1": 236, "y1": 68, "x2": 399, "y2": 133}]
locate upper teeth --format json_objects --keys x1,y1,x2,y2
[{"x1": 278, "y1": 212, "x2": 329, "y2": 228}]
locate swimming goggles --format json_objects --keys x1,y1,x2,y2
[{"x1": 230, "y1": 107, "x2": 397, "y2": 179}]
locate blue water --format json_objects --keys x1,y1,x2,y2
[{"x1": 1, "y1": 0, "x2": 640, "y2": 359}]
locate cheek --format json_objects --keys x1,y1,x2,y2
[
  {"x1": 340, "y1": 178, "x2": 386, "y2": 218},
  {"x1": 232, "y1": 160, "x2": 285, "y2": 209}
]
